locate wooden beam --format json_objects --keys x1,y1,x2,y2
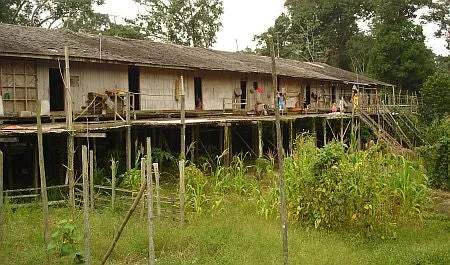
[
  {"x1": 82, "y1": 145, "x2": 91, "y2": 265},
  {"x1": 89, "y1": 149, "x2": 94, "y2": 209},
  {"x1": 65, "y1": 46, "x2": 75, "y2": 210},
  {"x1": 258, "y1": 122, "x2": 263, "y2": 158},
  {"x1": 180, "y1": 75, "x2": 186, "y2": 160},
  {"x1": 270, "y1": 42, "x2": 288, "y2": 265},
  {"x1": 146, "y1": 137, "x2": 156, "y2": 265},
  {"x1": 125, "y1": 93, "x2": 131, "y2": 171},
  {"x1": 75, "y1": 133, "x2": 106, "y2": 138},
  {"x1": 0, "y1": 150, "x2": 3, "y2": 242},
  {"x1": 37, "y1": 101, "x2": 50, "y2": 246}
]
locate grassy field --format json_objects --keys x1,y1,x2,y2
[{"x1": 1, "y1": 199, "x2": 449, "y2": 265}]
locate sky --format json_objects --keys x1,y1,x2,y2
[{"x1": 96, "y1": 0, "x2": 448, "y2": 56}]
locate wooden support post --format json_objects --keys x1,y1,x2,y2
[
  {"x1": 111, "y1": 160, "x2": 116, "y2": 209},
  {"x1": 190, "y1": 126, "x2": 196, "y2": 162},
  {"x1": 82, "y1": 146, "x2": 91, "y2": 265},
  {"x1": 125, "y1": 93, "x2": 132, "y2": 172},
  {"x1": 93, "y1": 138, "x2": 97, "y2": 172},
  {"x1": 223, "y1": 124, "x2": 231, "y2": 166},
  {"x1": 312, "y1": 117, "x2": 316, "y2": 146},
  {"x1": 0, "y1": 150, "x2": 3, "y2": 242},
  {"x1": 140, "y1": 157, "x2": 146, "y2": 219},
  {"x1": 258, "y1": 122, "x2": 263, "y2": 158},
  {"x1": 289, "y1": 120, "x2": 294, "y2": 154},
  {"x1": 153, "y1": 163, "x2": 161, "y2": 222},
  {"x1": 271, "y1": 42, "x2": 288, "y2": 265},
  {"x1": 357, "y1": 117, "x2": 362, "y2": 150},
  {"x1": 179, "y1": 160, "x2": 185, "y2": 225},
  {"x1": 322, "y1": 118, "x2": 327, "y2": 146},
  {"x1": 65, "y1": 46, "x2": 75, "y2": 209},
  {"x1": 100, "y1": 178, "x2": 148, "y2": 265},
  {"x1": 340, "y1": 115, "x2": 344, "y2": 144},
  {"x1": 89, "y1": 150, "x2": 94, "y2": 209},
  {"x1": 37, "y1": 101, "x2": 51, "y2": 246},
  {"x1": 146, "y1": 137, "x2": 156, "y2": 265},
  {"x1": 180, "y1": 75, "x2": 186, "y2": 160}
]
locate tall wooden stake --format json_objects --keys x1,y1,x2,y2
[
  {"x1": 258, "y1": 122, "x2": 263, "y2": 158},
  {"x1": 65, "y1": 46, "x2": 75, "y2": 209},
  {"x1": 289, "y1": 120, "x2": 294, "y2": 154},
  {"x1": 223, "y1": 124, "x2": 231, "y2": 166},
  {"x1": 111, "y1": 160, "x2": 116, "y2": 209},
  {"x1": 271, "y1": 42, "x2": 288, "y2": 265},
  {"x1": 340, "y1": 115, "x2": 344, "y2": 144},
  {"x1": 89, "y1": 149, "x2": 94, "y2": 209},
  {"x1": 0, "y1": 150, "x2": 3, "y2": 242},
  {"x1": 82, "y1": 146, "x2": 91, "y2": 265},
  {"x1": 140, "y1": 157, "x2": 146, "y2": 219},
  {"x1": 180, "y1": 75, "x2": 186, "y2": 160},
  {"x1": 153, "y1": 163, "x2": 161, "y2": 222},
  {"x1": 37, "y1": 101, "x2": 51, "y2": 246},
  {"x1": 322, "y1": 118, "x2": 327, "y2": 146},
  {"x1": 146, "y1": 137, "x2": 156, "y2": 265},
  {"x1": 179, "y1": 160, "x2": 185, "y2": 225},
  {"x1": 126, "y1": 93, "x2": 132, "y2": 172},
  {"x1": 312, "y1": 117, "x2": 316, "y2": 146}
]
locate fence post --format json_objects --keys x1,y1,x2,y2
[
  {"x1": 179, "y1": 160, "x2": 185, "y2": 225},
  {"x1": 146, "y1": 137, "x2": 156, "y2": 265},
  {"x1": 37, "y1": 101, "x2": 51, "y2": 246},
  {"x1": 89, "y1": 149, "x2": 94, "y2": 209},
  {"x1": 82, "y1": 146, "x2": 91, "y2": 265},
  {"x1": 0, "y1": 150, "x2": 3, "y2": 242},
  {"x1": 140, "y1": 157, "x2": 146, "y2": 219},
  {"x1": 153, "y1": 163, "x2": 161, "y2": 222},
  {"x1": 111, "y1": 160, "x2": 116, "y2": 209}
]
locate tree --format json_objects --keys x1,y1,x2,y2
[
  {"x1": 367, "y1": 19, "x2": 436, "y2": 93},
  {"x1": 255, "y1": 0, "x2": 369, "y2": 69},
  {"x1": 133, "y1": 0, "x2": 223, "y2": 47},
  {"x1": 421, "y1": 71, "x2": 450, "y2": 120},
  {"x1": 0, "y1": 0, "x2": 109, "y2": 33}
]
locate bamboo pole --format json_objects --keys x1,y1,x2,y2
[
  {"x1": 37, "y1": 101, "x2": 51, "y2": 246},
  {"x1": 180, "y1": 75, "x2": 186, "y2": 160},
  {"x1": 223, "y1": 124, "x2": 231, "y2": 166},
  {"x1": 65, "y1": 46, "x2": 75, "y2": 209},
  {"x1": 270, "y1": 42, "x2": 288, "y2": 265},
  {"x1": 126, "y1": 93, "x2": 132, "y2": 172},
  {"x1": 140, "y1": 157, "x2": 146, "y2": 219},
  {"x1": 153, "y1": 163, "x2": 161, "y2": 222},
  {"x1": 312, "y1": 117, "x2": 316, "y2": 146},
  {"x1": 100, "y1": 179, "x2": 148, "y2": 265},
  {"x1": 146, "y1": 137, "x2": 156, "y2": 265},
  {"x1": 0, "y1": 150, "x2": 3, "y2": 242},
  {"x1": 258, "y1": 122, "x2": 263, "y2": 158},
  {"x1": 340, "y1": 115, "x2": 344, "y2": 144},
  {"x1": 111, "y1": 160, "x2": 116, "y2": 209},
  {"x1": 323, "y1": 118, "x2": 327, "y2": 146},
  {"x1": 82, "y1": 146, "x2": 91, "y2": 265},
  {"x1": 89, "y1": 149, "x2": 94, "y2": 209},
  {"x1": 179, "y1": 160, "x2": 185, "y2": 225}
]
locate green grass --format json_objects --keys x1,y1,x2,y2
[{"x1": 1, "y1": 200, "x2": 449, "y2": 265}]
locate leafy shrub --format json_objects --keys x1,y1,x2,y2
[
  {"x1": 260, "y1": 136, "x2": 429, "y2": 234},
  {"x1": 418, "y1": 118, "x2": 450, "y2": 190},
  {"x1": 47, "y1": 219, "x2": 83, "y2": 264}
]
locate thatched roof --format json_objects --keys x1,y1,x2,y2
[{"x1": 0, "y1": 23, "x2": 391, "y2": 86}]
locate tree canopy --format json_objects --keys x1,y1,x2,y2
[
  {"x1": 132, "y1": 0, "x2": 224, "y2": 47},
  {"x1": 0, "y1": 0, "x2": 109, "y2": 33}
]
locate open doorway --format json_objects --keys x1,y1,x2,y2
[
  {"x1": 194, "y1": 77, "x2": 202, "y2": 110},
  {"x1": 128, "y1": 67, "x2": 140, "y2": 110},
  {"x1": 49, "y1": 68, "x2": 65, "y2": 111},
  {"x1": 305, "y1": 85, "x2": 311, "y2": 107},
  {"x1": 240, "y1": 81, "x2": 247, "y2": 109}
]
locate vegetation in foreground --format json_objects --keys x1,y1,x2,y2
[{"x1": 0, "y1": 200, "x2": 449, "y2": 265}]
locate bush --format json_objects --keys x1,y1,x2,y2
[
  {"x1": 418, "y1": 118, "x2": 450, "y2": 190},
  {"x1": 261, "y1": 136, "x2": 429, "y2": 234}
]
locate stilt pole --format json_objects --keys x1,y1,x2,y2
[
  {"x1": 65, "y1": 46, "x2": 75, "y2": 209},
  {"x1": 146, "y1": 137, "x2": 155, "y2": 265},
  {"x1": 82, "y1": 146, "x2": 91, "y2": 265},
  {"x1": 258, "y1": 122, "x2": 263, "y2": 158},
  {"x1": 37, "y1": 101, "x2": 51, "y2": 246},
  {"x1": 270, "y1": 41, "x2": 288, "y2": 265}
]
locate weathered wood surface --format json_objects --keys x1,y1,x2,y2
[
  {"x1": 146, "y1": 137, "x2": 156, "y2": 265},
  {"x1": 82, "y1": 145, "x2": 91, "y2": 265},
  {"x1": 37, "y1": 101, "x2": 51, "y2": 246}
]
